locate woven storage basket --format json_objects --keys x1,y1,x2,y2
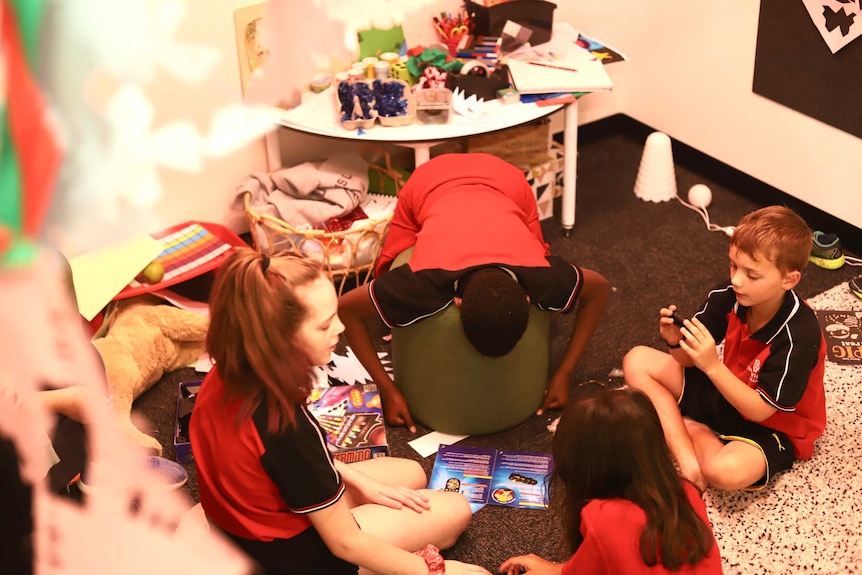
[
  {"x1": 466, "y1": 118, "x2": 551, "y2": 167},
  {"x1": 244, "y1": 149, "x2": 403, "y2": 295}
]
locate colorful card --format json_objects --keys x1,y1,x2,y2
[
  {"x1": 306, "y1": 384, "x2": 389, "y2": 463},
  {"x1": 428, "y1": 444, "x2": 553, "y2": 513},
  {"x1": 576, "y1": 33, "x2": 628, "y2": 65}
]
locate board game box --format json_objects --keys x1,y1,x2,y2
[
  {"x1": 174, "y1": 380, "x2": 202, "y2": 463},
  {"x1": 306, "y1": 383, "x2": 389, "y2": 464}
]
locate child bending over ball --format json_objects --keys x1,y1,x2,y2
[{"x1": 339, "y1": 153, "x2": 609, "y2": 431}]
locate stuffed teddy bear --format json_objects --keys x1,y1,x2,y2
[{"x1": 92, "y1": 294, "x2": 208, "y2": 454}]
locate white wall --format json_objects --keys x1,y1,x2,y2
[
  {"x1": 147, "y1": 0, "x2": 270, "y2": 233},
  {"x1": 150, "y1": 0, "x2": 462, "y2": 233},
  {"x1": 148, "y1": 0, "x2": 861, "y2": 231},
  {"x1": 556, "y1": 0, "x2": 862, "y2": 229}
]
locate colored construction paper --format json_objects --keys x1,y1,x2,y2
[
  {"x1": 68, "y1": 235, "x2": 164, "y2": 321},
  {"x1": 357, "y1": 25, "x2": 406, "y2": 60}
]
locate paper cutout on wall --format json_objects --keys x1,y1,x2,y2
[
  {"x1": 234, "y1": 2, "x2": 270, "y2": 96},
  {"x1": 802, "y1": 0, "x2": 862, "y2": 53},
  {"x1": 753, "y1": 1, "x2": 862, "y2": 139},
  {"x1": 357, "y1": 25, "x2": 407, "y2": 59}
]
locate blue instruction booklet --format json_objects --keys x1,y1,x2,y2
[{"x1": 428, "y1": 444, "x2": 553, "y2": 513}]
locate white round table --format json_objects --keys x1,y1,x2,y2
[{"x1": 276, "y1": 87, "x2": 581, "y2": 232}]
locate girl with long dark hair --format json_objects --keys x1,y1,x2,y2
[{"x1": 500, "y1": 388, "x2": 722, "y2": 574}]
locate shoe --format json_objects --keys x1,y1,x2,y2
[
  {"x1": 851, "y1": 275, "x2": 862, "y2": 300},
  {"x1": 810, "y1": 231, "x2": 845, "y2": 269}
]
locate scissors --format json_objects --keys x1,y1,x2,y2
[{"x1": 449, "y1": 24, "x2": 469, "y2": 39}]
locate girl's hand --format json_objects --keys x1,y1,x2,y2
[
  {"x1": 363, "y1": 481, "x2": 430, "y2": 513},
  {"x1": 340, "y1": 464, "x2": 430, "y2": 513},
  {"x1": 499, "y1": 554, "x2": 563, "y2": 575},
  {"x1": 446, "y1": 560, "x2": 492, "y2": 575},
  {"x1": 679, "y1": 317, "x2": 720, "y2": 372}
]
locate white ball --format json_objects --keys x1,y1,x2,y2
[{"x1": 688, "y1": 184, "x2": 712, "y2": 209}]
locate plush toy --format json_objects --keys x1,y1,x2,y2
[{"x1": 92, "y1": 294, "x2": 208, "y2": 454}]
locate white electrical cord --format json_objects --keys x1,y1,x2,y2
[
  {"x1": 675, "y1": 190, "x2": 862, "y2": 263},
  {"x1": 675, "y1": 195, "x2": 736, "y2": 237}
]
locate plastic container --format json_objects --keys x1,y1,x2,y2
[
  {"x1": 414, "y1": 88, "x2": 452, "y2": 125},
  {"x1": 79, "y1": 456, "x2": 189, "y2": 493}
]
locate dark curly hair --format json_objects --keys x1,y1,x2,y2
[{"x1": 459, "y1": 268, "x2": 530, "y2": 357}]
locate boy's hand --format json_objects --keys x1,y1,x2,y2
[
  {"x1": 380, "y1": 387, "x2": 416, "y2": 432},
  {"x1": 537, "y1": 374, "x2": 569, "y2": 415},
  {"x1": 679, "y1": 317, "x2": 721, "y2": 372},
  {"x1": 659, "y1": 305, "x2": 683, "y2": 345}
]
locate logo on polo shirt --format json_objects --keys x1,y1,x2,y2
[{"x1": 749, "y1": 359, "x2": 762, "y2": 385}]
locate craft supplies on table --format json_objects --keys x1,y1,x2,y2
[
  {"x1": 114, "y1": 221, "x2": 246, "y2": 301},
  {"x1": 414, "y1": 88, "x2": 452, "y2": 124}
]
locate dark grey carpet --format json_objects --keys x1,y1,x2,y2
[{"x1": 132, "y1": 115, "x2": 861, "y2": 571}]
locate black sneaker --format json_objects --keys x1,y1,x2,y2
[
  {"x1": 810, "y1": 231, "x2": 845, "y2": 270},
  {"x1": 850, "y1": 275, "x2": 862, "y2": 300}
]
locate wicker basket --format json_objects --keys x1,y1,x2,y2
[
  {"x1": 243, "y1": 150, "x2": 403, "y2": 295},
  {"x1": 466, "y1": 118, "x2": 551, "y2": 167}
]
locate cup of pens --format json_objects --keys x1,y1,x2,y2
[
  {"x1": 434, "y1": 11, "x2": 472, "y2": 55},
  {"x1": 446, "y1": 36, "x2": 462, "y2": 54}
]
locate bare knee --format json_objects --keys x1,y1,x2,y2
[
  {"x1": 402, "y1": 459, "x2": 428, "y2": 490},
  {"x1": 423, "y1": 490, "x2": 472, "y2": 549},
  {"x1": 699, "y1": 446, "x2": 766, "y2": 491},
  {"x1": 622, "y1": 345, "x2": 656, "y2": 386},
  {"x1": 701, "y1": 458, "x2": 746, "y2": 491}
]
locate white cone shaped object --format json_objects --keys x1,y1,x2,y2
[{"x1": 634, "y1": 131, "x2": 677, "y2": 202}]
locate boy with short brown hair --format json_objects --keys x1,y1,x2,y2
[{"x1": 623, "y1": 206, "x2": 826, "y2": 491}]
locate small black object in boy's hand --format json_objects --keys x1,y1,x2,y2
[{"x1": 671, "y1": 312, "x2": 686, "y2": 328}]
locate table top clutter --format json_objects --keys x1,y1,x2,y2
[
  {"x1": 280, "y1": 84, "x2": 562, "y2": 144},
  {"x1": 295, "y1": 4, "x2": 612, "y2": 138},
  {"x1": 284, "y1": 9, "x2": 619, "y2": 233}
]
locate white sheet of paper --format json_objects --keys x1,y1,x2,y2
[
  {"x1": 194, "y1": 353, "x2": 213, "y2": 373},
  {"x1": 408, "y1": 431, "x2": 469, "y2": 458},
  {"x1": 152, "y1": 287, "x2": 210, "y2": 316}
]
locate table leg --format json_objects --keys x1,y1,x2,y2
[
  {"x1": 561, "y1": 100, "x2": 579, "y2": 235},
  {"x1": 402, "y1": 142, "x2": 434, "y2": 166},
  {"x1": 264, "y1": 130, "x2": 282, "y2": 172}
]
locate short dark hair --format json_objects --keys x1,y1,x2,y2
[{"x1": 459, "y1": 268, "x2": 530, "y2": 357}]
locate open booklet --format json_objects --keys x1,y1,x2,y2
[
  {"x1": 428, "y1": 444, "x2": 553, "y2": 513},
  {"x1": 814, "y1": 310, "x2": 862, "y2": 364}
]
